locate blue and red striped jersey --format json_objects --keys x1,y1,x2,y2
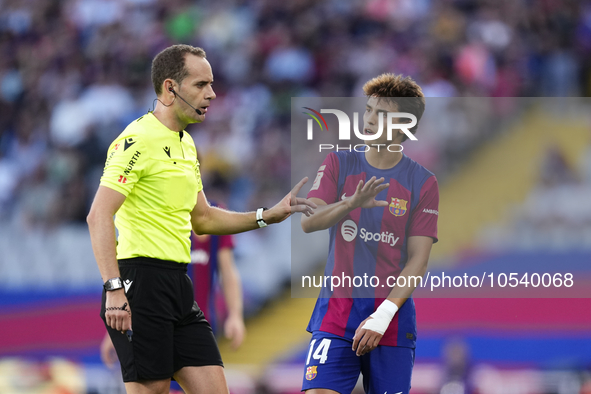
[
  {"x1": 188, "y1": 202, "x2": 235, "y2": 331},
  {"x1": 306, "y1": 151, "x2": 439, "y2": 348}
]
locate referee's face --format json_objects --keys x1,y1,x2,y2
[{"x1": 177, "y1": 55, "x2": 216, "y2": 124}]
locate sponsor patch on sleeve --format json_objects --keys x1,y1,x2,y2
[{"x1": 310, "y1": 165, "x2": 326, "y2": 191}]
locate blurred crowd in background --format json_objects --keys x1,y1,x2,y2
[
  {"x1": 480, "y1": 143, "x2": 591, "y2": 251},
  {"x1": 1, "y1": 0, "x2": 590, "y2": 227}
]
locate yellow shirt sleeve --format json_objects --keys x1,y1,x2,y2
[
  {"x1": 194, "y1": 156, "x2": 203, "y2": 194},
  {"x1": 100, "y1": 135, "x2": 147, "y2": 196}
]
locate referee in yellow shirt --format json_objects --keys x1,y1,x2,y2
[{"x1": 87, "y1": 44, "x2": 316, "y2": 394}]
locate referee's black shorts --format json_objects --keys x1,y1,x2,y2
[{"x1": 100, "y1": 257, "x2": 223, "y2": 382}]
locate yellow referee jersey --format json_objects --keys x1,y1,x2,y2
[{"x1": 100, "y1": 112, "x2": 203, "y2": 264}]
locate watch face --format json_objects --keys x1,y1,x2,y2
[{"x1": 105, "y1": 278, "x2": 123, "y2": 290}]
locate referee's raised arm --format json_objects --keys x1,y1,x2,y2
[{"x1": 190, "y1": 177, "x2": 317, "y2": 236}]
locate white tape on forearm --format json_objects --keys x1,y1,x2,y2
[{"x1": 361, "y1": 300, "x2": 399, "y2": 335}]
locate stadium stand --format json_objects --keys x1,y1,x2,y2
[{"x1": 2, "y1": 0, "x2": 591, "y2": 393}]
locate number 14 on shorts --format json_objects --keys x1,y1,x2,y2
[{"x1": 306, "y1": 338, "x2": 332, "y2": 365}]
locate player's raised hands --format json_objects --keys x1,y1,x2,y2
[
  {"x1": 266, "y1": 177, "x2": 318, "y2": 223},
  {"x1": 346, "y1": 176, "x2": 389, "y2": 210}
]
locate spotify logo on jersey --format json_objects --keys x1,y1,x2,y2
[{"x1": 341, "y1": 220, "x2": 358, "y2": 242}]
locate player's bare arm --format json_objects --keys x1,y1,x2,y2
[
  {"x1": 352, "y1": 235, "x2": 433, "y2": 356},
  {"x1": 386, "y1": 235, "x2": 433, "y2": 302},
  {"x1": 301, "y1": 176, "x2": 389, "y2": 233},
  {"x1": 87, "y1": 186, "x2": 132, "y2": 333},
  {"x1": 191, "y1": 177, "x2": 317, "y2": 235},
  {"x1": 100, "y1": 333, "x2": 118, "y2": 368},
  {"x1": 218, "y1": 247, "x2": 246, "y2": 350}
]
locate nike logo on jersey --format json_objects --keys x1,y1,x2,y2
[
  {"x1": 341, "y1": 193, "x2": 348, "y2": 200},
  {"x1": 163, "y1": 146, "x2": 171, "y2": 157},
  {"x1": 124, "y1": 279, "x2": 133, "y2": 293},
  {"x1": 124, "y1": 138, "x2": 136, "y2": 151}
]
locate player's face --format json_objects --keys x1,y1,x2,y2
[
  {"x1": 362, "y1": 97, "x2": 404, "y2": 145},
  {"x1": 176, "y1": 55, "x2": 216, "y2": 124}
]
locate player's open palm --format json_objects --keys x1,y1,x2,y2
[{"x1": 349, "y1": 176, "x2": 389, "y2": 210}]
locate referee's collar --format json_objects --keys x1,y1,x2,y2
[{"x1": 146, "y1": 112, "x2": 186, "y2": 136}]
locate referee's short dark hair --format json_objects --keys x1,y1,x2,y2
[{"x1": 152, "y1": 44, "x2": 206, "y2": 96}]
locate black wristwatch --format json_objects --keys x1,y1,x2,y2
[{"x1": 103, "y1": 277, "x2": 124, "y2": 291}]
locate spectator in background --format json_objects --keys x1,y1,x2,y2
[
  {"x1": 439, "y1": 338, "x2": 474, "y2": 394},
  {"x1": 540, "y1": 145, "x2": 579, "y2": 187}
]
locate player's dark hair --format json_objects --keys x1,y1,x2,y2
[
  {"x1": 152, "y1": 44, "x2": 207, "y2": 96},
  {"x1": 363, "y1": 73, "x2": 426, "y2": 141}
]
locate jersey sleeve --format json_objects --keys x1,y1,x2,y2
[
  {"x1": 408, "y1": 175, "x2": 439, "y2": 242},
  {"x1": 211, "y1": 202, "x2": 234, "y2": 249},
  {"x1": 219, "y1": 234, "x2": 235, "y2": 249},
  {"x1": 100, "y1": 135, "x2": 147, "y2": 196},
  {"x1": 195, "y1": 157, "x2": 203, "y2": 194},
  {"x1": 307, "y1": 152, "x2": 340, "y2": 204}
]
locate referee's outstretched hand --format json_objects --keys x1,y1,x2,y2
[
  {"x1": 105, "y1": 289, "x2": 132, "y2": 334},
  {"x1": 267, "y1": 177, "x2": 318, "y2": 224}
]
